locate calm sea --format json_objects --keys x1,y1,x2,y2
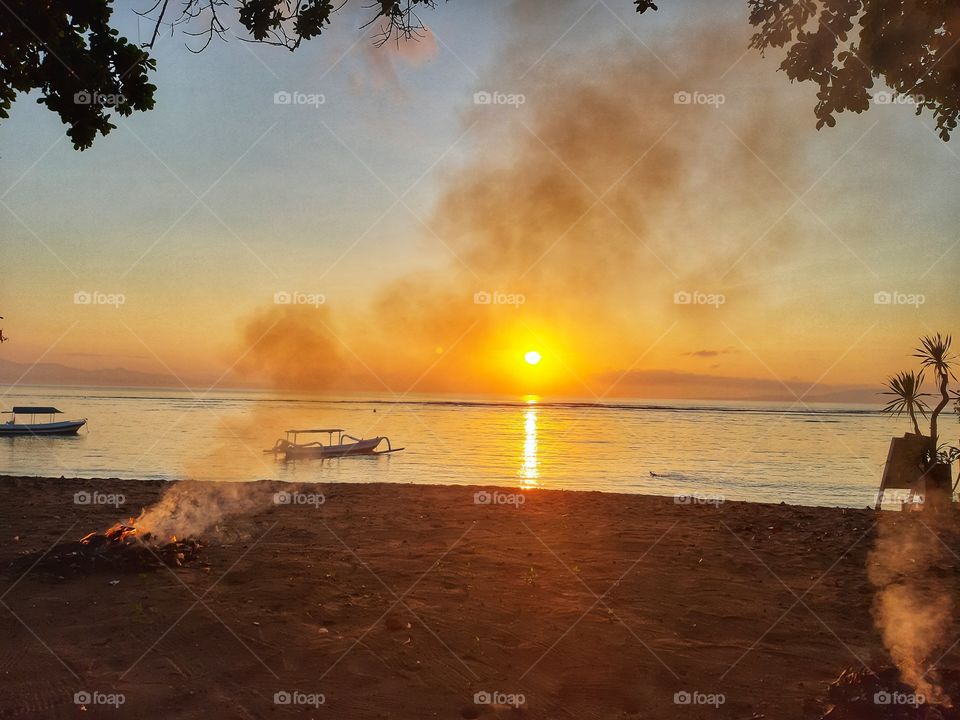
[{"x1": 0, "y1": 386, "x2": 907, "y2": 508}]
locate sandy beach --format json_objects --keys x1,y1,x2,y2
[{"x1": 3, "y1": 476, "x2": 957, "y2": 719}]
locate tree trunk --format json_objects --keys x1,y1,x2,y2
[
  {"x1": 930, "y1": 369, "x2": 950, "y2": 452},
  {"x1": 909, "y1": 405, "x2": 921, "y2": 436},
  {"x1": 924, "y1": 370, "x2": 953, "y2": 510}
]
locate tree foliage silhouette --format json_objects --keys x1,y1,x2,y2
[
  {"x1": 1, "y1": 0, "x2": 957, "y2": 149},
  {"x1": 740, "y1": 0, "x2": 960, "y2": 141},
  {"x1": 636, "y1": 1, "x2": 959, "y2": 139},
  {"x1": 0, "y1": 0, "x2": 435, "y2": 149}
]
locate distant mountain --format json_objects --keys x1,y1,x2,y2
[
  {"x1": 593, "y1": 368, "x2": 880, "y2": 405},
  {"x1": 803, "y1": 387, "x2": 883, "y2": 404},
  {"x1": 0, "y1": 357, "x2": 196, "y2": 389}
]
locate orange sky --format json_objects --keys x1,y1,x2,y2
[{"x1": 1, "y1": 1, "x2": 957, "y2": 403}]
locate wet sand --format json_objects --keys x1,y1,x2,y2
[{"x1": 1, "y1": 475, "x2": 958, "y2": 719}]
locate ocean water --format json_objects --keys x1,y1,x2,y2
[{"x1": 0, "y1": 386, "x2": 913, "y2": 508}]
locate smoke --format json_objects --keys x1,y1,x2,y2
[
  {"x1": 358, "y1": 25, "x2": 439, "y2": 91},
  {"x1": 235, "y1": 2, "x2": 816, "y2": 395},
  {"x1": 867, "y1": 512, "x2": 955, "y2": 703},
  {"x1": 133, "y1": 481, "x2": 275, "y2": 540},
  {"x1": 237, "y1": 304, "x2": 349, "y2": 391}
]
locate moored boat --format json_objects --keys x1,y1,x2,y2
[
  {"x1": 0, "y1": 407, "x2": 87, "y2": 436},
  {"x1": 266, "y1": 428, "x2": 403, "y2": 459}
]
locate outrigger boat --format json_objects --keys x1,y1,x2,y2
[
  {"x1": 0, "y1": 406, "x2": 87, "y2": 436},
  {"x1": 266, "y1": 428, "x2": 403, "y2": 460}
]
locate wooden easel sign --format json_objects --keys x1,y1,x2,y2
[{"x1": 876, "y1": 433, "x2": 930, "y2": 510}]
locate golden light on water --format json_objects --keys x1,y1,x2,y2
[
  {"x1": 520, "y1": 407, "x2": 539, "y2": 485},
  {"x1": 524, "y1": 350, "x2": 542, "y2": 365}
]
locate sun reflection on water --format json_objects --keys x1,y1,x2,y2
[{"x1": 520, "y1": 406, "x2": 539, "y2": 485}]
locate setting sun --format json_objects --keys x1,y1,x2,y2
[{"x1": 524, "y1": 351, "x2": 542, "y2": 366}]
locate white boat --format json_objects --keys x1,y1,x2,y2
[
  {"x1": 0, "y1": 406, "x2": 87, "y2": 436},
  {"x1": 266, "y1": 428, "x2": 403, "y2": 459}
]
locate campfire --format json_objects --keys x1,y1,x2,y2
[
  {"x1": 820, "y1": 666, "x2": 960, "y2": 719},
  {"x1": 7, "y1": 519, "x2": 202, "y2": 577},
  {"x1": 78, "y1": 520, "x2": 201, "y2": 566},
  {"x1": 80, "y1": 521, "x2": 154, "y2": 547}
]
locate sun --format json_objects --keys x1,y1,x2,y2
[{"x1": 524, "y1": 350, "x2": 542, "y2": 366}]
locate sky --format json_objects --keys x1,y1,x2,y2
[{"x1": 0, "y1": 0, "x2": 958, "y2": 402}]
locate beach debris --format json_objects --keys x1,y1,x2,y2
[
  {"x1": 5, "y1": 521, "x2": 202, "y2": 577},
  {"x1": 819, "y1": 665, "x2": 960, "y2": 719}
]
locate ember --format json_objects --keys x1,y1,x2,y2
[
  {"x1": 821, "y1": 666, "x2": 960, "y2": 720},
  {"x1": 7, "y1": 521, "x2": 202, "y2": 577}
]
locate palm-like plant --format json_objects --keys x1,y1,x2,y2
[
  {"x1": 882, "y1": 370, "x2": 929, "y2": 436},
  {"x1": 914, "y1": 334, "x2": 954, "y2": 448}
]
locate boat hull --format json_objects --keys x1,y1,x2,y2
[
  {"x1": 0, "y1": 419, "x2": 86, "y2": 436},
  {"x1": 283, "y1": 437, "x2": 385, "y2": 459}
]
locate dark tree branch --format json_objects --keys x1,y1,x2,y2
[{"x1": 4, "y1": 0, "x2": 960, "y2": 149}]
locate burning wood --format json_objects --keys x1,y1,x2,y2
[
  {"x1": 820, "y1": 666, "x2": 960, "y2": 719},
  {"x1": 7, "y1": 520, "x2": 202, "y2": 577}
]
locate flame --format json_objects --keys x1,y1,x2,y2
[
  {"x1": 106, "y1": 521, "x2": 138, "y2": 542},
  {"x1": 80, "y1": 519, "x2": 140, "y2": 545},
  {"x1": 79, "y1": 518, "x2": 182, "y2": 547}
]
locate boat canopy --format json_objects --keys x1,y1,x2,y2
[
  {"x1": 286, "y1": 428, "x2": 343, "y2": 434},
  {"x1": 4, "y1": 406, "x2": 62, "y2": 414}
]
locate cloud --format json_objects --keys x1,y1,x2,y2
[{"x1": 681, "y1": 347, "x2": 738, "y2": 358}]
